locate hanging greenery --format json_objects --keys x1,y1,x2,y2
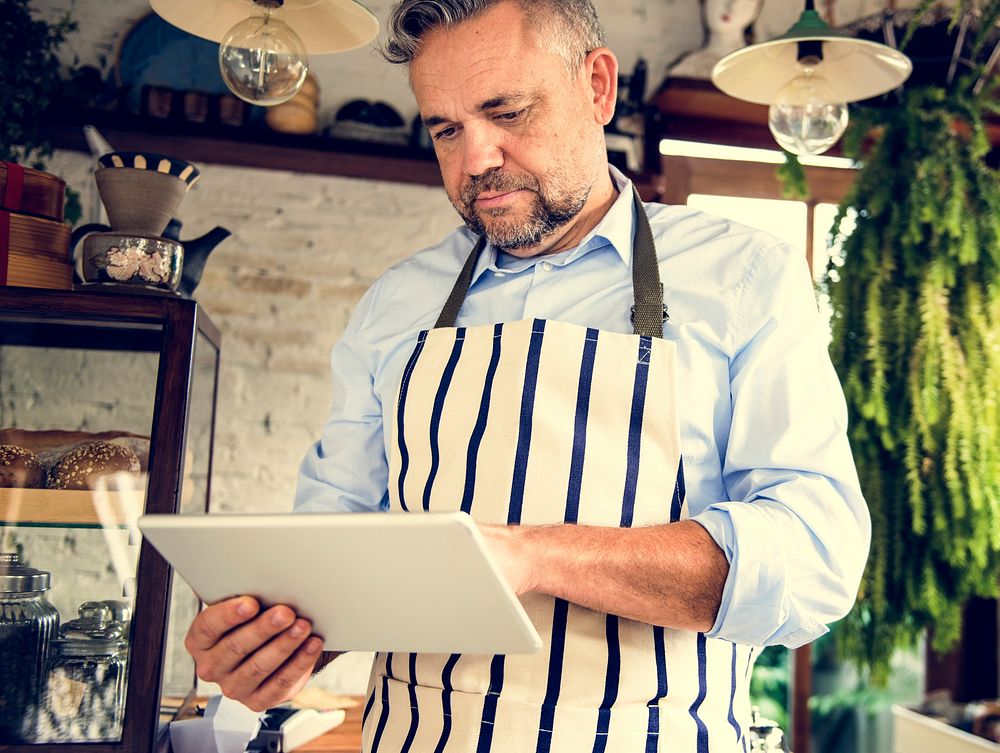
[{"x1": 826, "y1": 14, "x2": 1000, "y2": 681}]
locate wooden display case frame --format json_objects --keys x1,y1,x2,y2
[{"x1": 0, "y1": 286, "x2": 221, "y2": 753}]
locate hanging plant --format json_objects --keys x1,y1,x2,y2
[{"x1": 825, "y1": 5, "x2": 1000, "y2": 681}]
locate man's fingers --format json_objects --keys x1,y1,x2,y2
[
  {"x1": 244, "y1": 637, "x2": 325, "y2": 712},
  {"x1": 221, "y1": 618, "x2": 313, "y2": 699},
  {"x1": 185, "y1": 596, "x2": 260, "y2": 654},
  {"x1": 203, "y1": 605, "x2": 297, "y2": 679}
]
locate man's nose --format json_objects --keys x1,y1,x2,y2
[{"x1": 462, "y1": 124, "x2": 505, "y2": 177}]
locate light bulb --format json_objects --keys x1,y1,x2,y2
[
  {"x1": 767, "y1": 68, "x2": 849, "y2": 156},
  {"x1": 219, "y1": 1, "x2": 309, "y2": 106}
]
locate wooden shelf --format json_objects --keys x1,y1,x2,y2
[
  {"x1": 0, "y1": 487, "x2": 145, "y2": 528},
  {"x1": 42, "y1": 110, "x2": 444, "y2": 186}
]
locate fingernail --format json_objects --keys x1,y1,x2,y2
[
  {"x1": 237, "y1": 600, "x2": 254, "y2": 618},
  {"x1": 306, "y1": 638, "x2": 322, "y2": 654},
  {"x1": 271, "y1": 609, "x2": 290, "y2": 627},
  {"x1": 289, "y1": 621, "x2": 307, "y2": 638}
]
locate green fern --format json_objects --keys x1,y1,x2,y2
[{"x1": 827, "y1": 74, "x2": 1000, "y2": 682}]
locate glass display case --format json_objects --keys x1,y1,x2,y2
[{"x1": 0, "y1": 287, "x2": 220, "y2": 751}]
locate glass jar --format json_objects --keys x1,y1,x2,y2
[
  {"x1": 38, "y1": 601, "x2": 130, "y2": 742},
  {"x1": 0, "y1": 552, "x2": 59, "y2": 742}
]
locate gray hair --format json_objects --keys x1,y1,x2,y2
[{"x1": 382, "y1": 0, "x2": 606, "y2": 74}]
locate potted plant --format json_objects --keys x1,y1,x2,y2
[
  {"x1": 0, "y1": 0, "x2": 80, "y2": 224},
  {"x1": 825, "y1": 1, "x2": 1000, "y2": 683}
]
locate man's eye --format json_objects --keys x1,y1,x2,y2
[
  {"x1": 433, "y1": 127, "x2": 457, "y2": 141},
  {"x1": 495, "y1": 109, "x2": 526, "y2": 122}
]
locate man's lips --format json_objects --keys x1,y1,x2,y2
[{"x1": 475, "y1": 189, "x2": 529, "y2": 208}]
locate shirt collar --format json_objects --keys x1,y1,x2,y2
[{"x1": 469, "y1": 165, "x2": 637, "y2": 284}]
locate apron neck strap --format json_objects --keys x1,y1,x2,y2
[{"x1": 434, "y1": 184, "x2": 664, "y2": 338}]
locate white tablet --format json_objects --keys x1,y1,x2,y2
[{"x1": 138, "y1": 511, "x2": 542, "y2": 655}]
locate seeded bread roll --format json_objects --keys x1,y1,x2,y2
[
  {"x1": 48, "y1": 442, "x2": 140, "y2": 491},
  {"x1": 0, "y1": 445, "x2": 46, "y2": 488}
]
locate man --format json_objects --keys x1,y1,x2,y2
[{"x1": 184, "y1": 1, "x2": 870, "y2": 750}]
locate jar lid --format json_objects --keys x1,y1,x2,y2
[
  {"x1": 0, "y1": 552, "x2": 51, "y2": 593},
  {"x1": 54, "y1": 601, "x2": 128, "y2": 655}
]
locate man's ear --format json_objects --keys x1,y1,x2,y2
[{"x1": 585, "y1": 48, "x2": 619, "y2": 126}]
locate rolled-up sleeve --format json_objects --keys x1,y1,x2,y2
[
  {"x1": 294, "y1": 281, "x2": 389, "y2": 514},
  {"x1": 693, "y1": 241, "x2": 870, "y2": 648}
]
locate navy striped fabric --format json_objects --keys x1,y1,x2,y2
[
  {"x1": 432, "y1": 654, "x2": 461, "y2": 753},
  {"x1": 645, "y1": 624, "x2": 668, "y2": 752},
  {"x1": 461, "y1": 323, "x2": 504, "y2": 514},
  {"x1": 370, "y1": 653, "x2": 395, "y2": 753},
  {"x1": 423, "y1": 329, "x2": 466, "y2": 510},
  {"x1": 475, "y1": 656, "x2": 505, "y2": 753},
  {"x1": 564, "y1": 328, "x2": 600, "y2": 524},
  {"x1": 537, "y1": 327, "x2": 599, "y2": 753},
  {"x1": 728, "y1": 643, "x2": 742, "y2": 743},
  {"x1": 689, "y1": 633, "x2": 710, "y2": 753},
  {"x1": 395, "y1": 332, "x2": 428, "y2": 512},
  {"x1": 476, "y1": 320, "x2": 546, "y2": 753},
  {"x1": 399, "y1": 653, "x2": 421, "y2": 753},
  {"x1": 432, "y1": 324, "x2": 505, "y2": 753},
  {"x1": 621, "y1": 336, "x2": 653, "y2": 528},
  {"x1": 536, "y1": 598, "x2": 569, "y2": 753},
  {"x1": 374, "y1": 316, "x2": 710, "y2": 752},
  {"x1": 592, "y1": 614, "x2": 621, "y2": 753},
  {"x1": 507, "y1": 320, "x2": 547, "y2": 525}
]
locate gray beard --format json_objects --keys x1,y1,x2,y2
[{"x1": 454, "y1": 170, "x2": 590, "y2": 252}]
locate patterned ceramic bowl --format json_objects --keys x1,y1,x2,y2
[
  {"x1": 97, "y1": 151, "x2": 200, "y2": 186},
  {"x1": 79, "y1": 232, "x2": 183, "y2": 293}
]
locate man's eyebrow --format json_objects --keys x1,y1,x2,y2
[
  {"x1": 476, "y1": 92, "x2": 530, "y2": 112},
  {"x1": 422, "y1": 114, "x2": 450, "y2": 128},
  {"x1": 422, "y1": 90, "x2": 540, "y2": 129}
]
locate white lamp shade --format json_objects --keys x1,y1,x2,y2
[
  {"x1": 150, "y1": 0, "x2": 379, "y2": 54},
  {"x1": 712, "y1": 36, "x2": 913, "y2": 105}
]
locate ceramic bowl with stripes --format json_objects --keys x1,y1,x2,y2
[{"x1": 97, "y1": 152, "x2": 200, "y2": 187}]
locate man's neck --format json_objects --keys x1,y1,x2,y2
[{"x1": 504, "y1": 166, "x2": 620, "y2": 259}]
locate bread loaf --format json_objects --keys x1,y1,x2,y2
[
  {"x1": 0, "y1": 445, "x2": 46, "y2": 488},
  {"x1": 48, "y1": 442, "x2": 140, "y2": 490},
  {"x1": 0, "y1": 430, "x2": 150, "y2": 471}
]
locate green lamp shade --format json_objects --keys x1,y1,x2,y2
[
  {"x1": 712, "y1": 12, "x2": 912, "y2": 105},
  {"x1": 150, "y1": 0, "x2": 379, "y2": 54}
]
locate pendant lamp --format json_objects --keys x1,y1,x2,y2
[
  {"x1": 711, "y1": 0, "x2": 913, "y2": 155},
  {"x1": 151, "y1": 0, "x2": 379, "y2": 106}
]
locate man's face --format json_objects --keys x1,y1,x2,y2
[{"x1": 410, "y1": 2, "x2": 607, "y2": 255}]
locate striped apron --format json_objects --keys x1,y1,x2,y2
[{"x1": 362, "y1": 188, "x2": 755, "y2": 752}]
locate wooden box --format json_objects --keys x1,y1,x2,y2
[
  {"x1": 0, "y1": 212, "x2": 72, "y2": 290},
  {"x1": 1, "y1": 162, "x2": 72, "y2": 290},
  {"x1": 0, "y1": 161, "x2": 65, "y2": 222}
]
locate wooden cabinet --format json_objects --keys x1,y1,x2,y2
[{"x1": 0, "y1": 287, "x2": 220, "y2": 752}]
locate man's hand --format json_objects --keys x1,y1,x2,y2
[
  {"x1": 479, "y1": 524, "x2": 538, "y2": 596},
  {"x1": 184, "y1": 596, "x2": 324, "y2": 712}
]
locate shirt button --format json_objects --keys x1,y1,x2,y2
[
  {"x1": 494, "y1": 270, "x2": 506, "y2": 278},
  {"x1": 541, "y1": 261, "x2": 554, "y2": 272}
]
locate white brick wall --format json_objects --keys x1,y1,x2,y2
[{"x1": 6, "y1": 149, "x2": 459, "y2": 696}]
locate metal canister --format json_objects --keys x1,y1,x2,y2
[
  {"x1": 39, "y1": 601, "x2": 130, "y2": 742},
  {"x1": 0, "y1": 552, "x2": 59, "y2": 741}
]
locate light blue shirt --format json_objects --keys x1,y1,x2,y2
[{"x1": 295, "y1": 166, "x2": 870, "y2": 649}]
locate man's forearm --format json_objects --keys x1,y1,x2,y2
[{"x1": 485, "y1": 520, "x2": 729, "y2": 632}]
